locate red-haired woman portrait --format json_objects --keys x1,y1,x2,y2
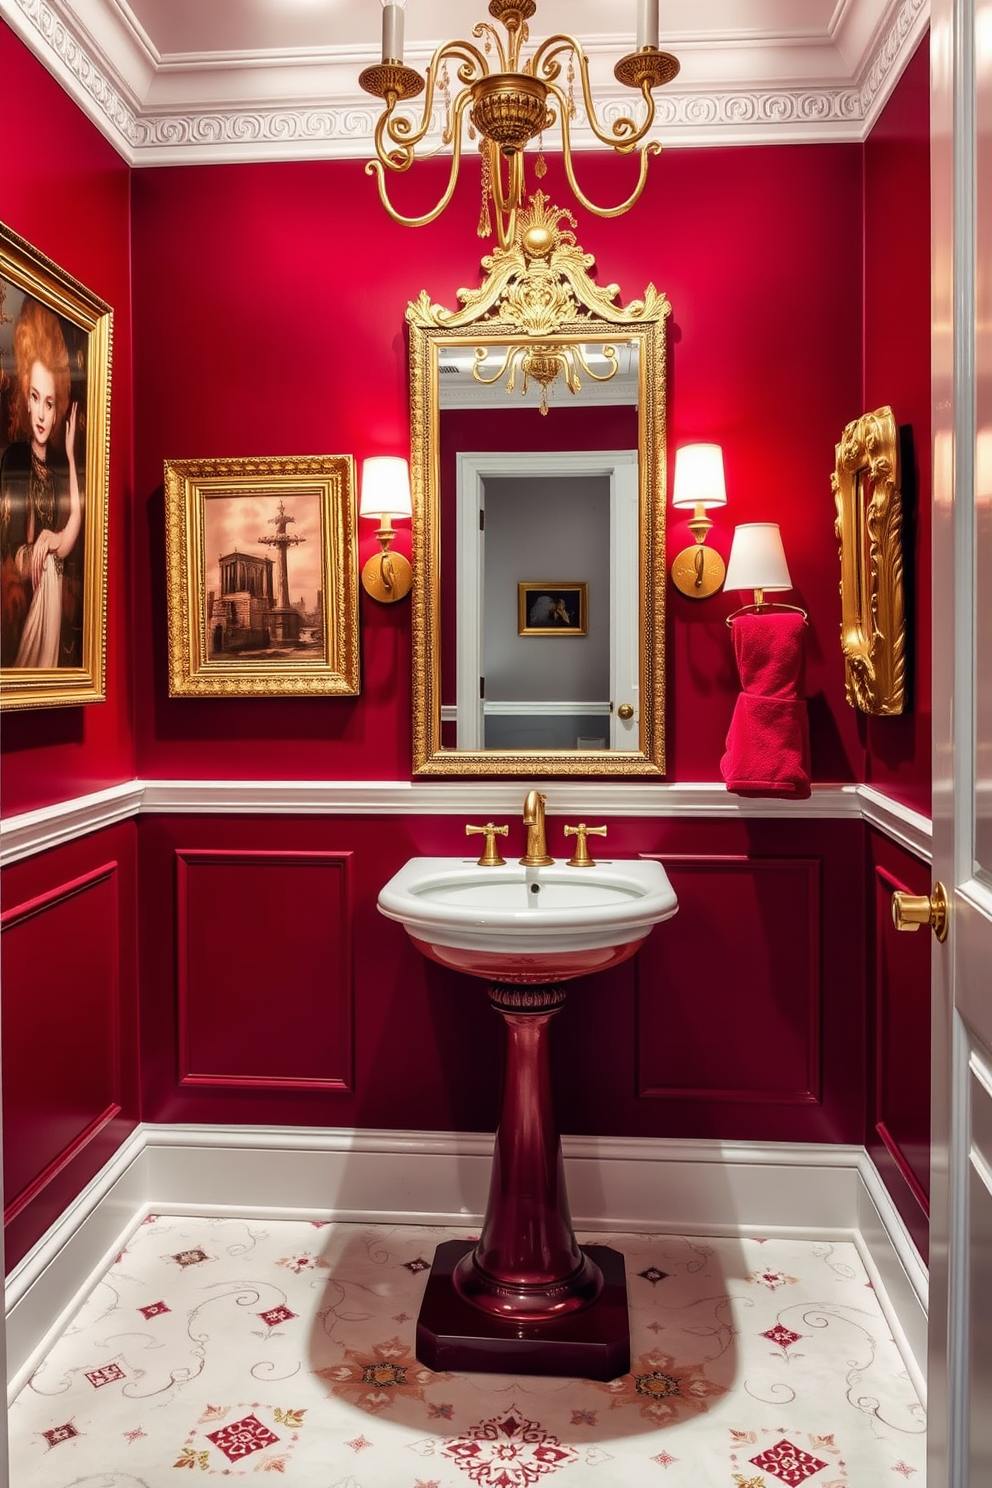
[{"x1": 1, "y1": 294, "x2": 83, "y2": 669}]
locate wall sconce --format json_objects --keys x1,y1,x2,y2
[
  {"x1": 724, "y1": 522, "x2": 806, "y2": 620},
  {"x1": 359, "y1": 456, "x2": 413, "y2": 603},
  {"x1": 670, "y1": 443, "x2": 727, "y2": 598}
]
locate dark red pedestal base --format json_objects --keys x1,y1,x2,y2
[{"x1": 416, "y1": 1239, "x2": 630, "y2": 1380}]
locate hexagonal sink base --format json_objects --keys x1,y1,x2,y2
[{"x1": 416, "y1": 1240, "x2": 630, "y2": 1380}]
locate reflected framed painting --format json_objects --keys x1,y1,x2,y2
[
  {"x1": 518, "y1": 581, "x2": 588, "y2": 636},
  {"x1": 163, "y1": 455, "x2": 360, "y2": 698},
  {"x1": 0, "y1": 222, "x2": 112, "y2": 711}
]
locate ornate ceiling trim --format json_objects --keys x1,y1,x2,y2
[{"x1": 2, "y1": 0, "x2": 928, "y2": 166}]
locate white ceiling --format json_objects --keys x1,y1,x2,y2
[{"x1": 1, "y1": 0, "x2": 928, "y2": 165}]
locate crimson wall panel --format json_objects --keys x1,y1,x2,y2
[
  {"x1": 868, "y1": 831, "x2": 931, "y2": 1260},
  {"x1": 637, "y1": 857, "x2": 821, "y2": 1105},
  {"x1": 176, "y1": 849, "x2": 353, "y2": 1091},
  {"x1": 0, "y1": 822, "x2": 139, "y2": 1271},
  {"x1": 139, "y1": 813, "x2": 865, "y2": 1149}
]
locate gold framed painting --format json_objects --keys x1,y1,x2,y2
[
  {"x1": 518, "y1": 582, "x2": 588, "y2": 636},
  {"x1": 163, "y1": 455, "x2": 360, "y2": 698},
  {"x1": 0, "y1": 222, "x2": 112, "y2": 711},
  {"x1": 832, "y1": 405, "x2": 906, "y2": 715}
]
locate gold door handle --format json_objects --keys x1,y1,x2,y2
[
  {"x1": 892, "y1": 882, "x2": 948, "y2": 943},
  {"x1": 617, "y1": 703, "x2": 635, "y2": 720}
]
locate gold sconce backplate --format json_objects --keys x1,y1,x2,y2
[
  {"x1": 671, "y1": 544, "x2": 726, "y2": 599},
  {"x1": 832, "y1": 405, "x2": 907, "y2": 715}
]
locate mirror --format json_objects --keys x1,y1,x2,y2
[
  {"x1": 408, "y1": 193, "x2": 669, "y2": 776},
  {"x1": 832, "y1": 405, "x2": 906, "y2": 715}
]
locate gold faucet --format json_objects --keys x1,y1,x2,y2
[{"x1": 519, "y1": 790, "x2": 554, "y2": 866}]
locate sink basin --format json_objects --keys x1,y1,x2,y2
[{"x1": 378, "y1": 856, "x2": 678, "y2": 983}]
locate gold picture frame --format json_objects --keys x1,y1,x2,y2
[
  {"x1": 832, "y1": 405, "x2": 906, "y2": 715},
  {"x1": 0, "y1": 222, "x2": 112, "y2": 711},
  {"x1": 164, "y1": 455, "x2": 360, "y2": 698},
  {"x1": 518, "y1": 582, "x2": 588, "y2": 636}
]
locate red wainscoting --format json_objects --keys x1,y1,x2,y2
[
  {"x1": 176, "y1": 849, "x2": 354, "y2": 1092},
  {"x1": 638, "y1": 856, "x2": 822, "y2": 1107},
  {"x1": 0, "y1": 25, "x2": 135, "y2": 818},
  {"x1": 138, "y1": 812, "x2": 865, "y2": 1149},
  {"x1": 0, "y1": 822, "x2": 139, "y2": 1271},
  {"x1": 867, "y1": 829, "x2": 931, "y2": 1261}
]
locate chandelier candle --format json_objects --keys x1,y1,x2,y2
[
  {"x1": 380, "y1": 0, "x2": 406, "y2": 64},
  {"x1": 637, "y1": 0, "x2": 660, "y2": 50}
]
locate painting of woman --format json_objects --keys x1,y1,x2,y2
[{"x1": 1, "y1": 297, "x2": 82, "y2": 669}]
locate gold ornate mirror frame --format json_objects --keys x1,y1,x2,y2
[
  {"x1": 832, "y1": 405, "x2": 906, "y2": 715},
  {"x1": 407, "y1": 193, "x2": 669, "y2": 776}
]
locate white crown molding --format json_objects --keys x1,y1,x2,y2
[
  {"x1": 0, "y1": 778, "x2": 932, "y2": 867},
  {"x1": 4, "y1": 1122, "x2": 925, "y2": 1399},
  {"x1": 1, "y1": 0, "x2": 929, "y2": 165}
]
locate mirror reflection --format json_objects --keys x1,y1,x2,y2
[{"x1": 408, "y1": 193, "x2": 669, "y2": 776}]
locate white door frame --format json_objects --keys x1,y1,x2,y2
[
  {"x1": 930, "y1": 1, "x2": 992, "y2": 1481},
  {"x1": 454, "y1": 450, "x2": 639, "y2": 751}
]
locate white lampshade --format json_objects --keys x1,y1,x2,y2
[
  {"x1": 724, "y1": 523, "x2": 793, "y2": 593},
  {"x1": 672, "y1": 443, "x2": 727, "y2": 509},
  {"x1": 360, "y1": 456, "x2": 412, "y2": 520}
]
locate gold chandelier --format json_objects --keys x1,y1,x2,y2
[
  {"x1": 473, "y1": 340, "x2": 619, "y2": 415},
  {"x1": 359, "y1": 0, "x2": 680, "y2": 248}
]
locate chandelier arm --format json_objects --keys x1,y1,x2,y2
[
  {"x1": 574, "y1": 345, "x2": 620, "y2": 383},
  {"x1": 539, "y1": 45, "x2": 655, "y2": 151},
  {"x1": 487, "y1": 145, "x2": 526, "y2": 250},
  {"x1": 472, "y1": 345, "x2": 516, "y2": 385},
  {"x1": 365, "y1": 95, "x2": 472, "y2": 228},
  {"x1": 553, "y1": 83, "x2": 660, "y2": 218},
  {"x1": 472, "y1": 21, "x2": 510, "y2": 73},
  {"x1": 376, "y1": 40, "x2": 489, "y2": 161}
]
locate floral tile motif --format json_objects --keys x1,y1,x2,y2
[
  {"x1": 443, "y1": 1406, "x2": 579, "y2": 1485},
  {"x1": 763, "y1": 1324, "x2": 803, "y2": 1351},
  {"x1": 41, "y1": 1421, "x2": 79, "y2": 1449},
  {"x1": 750, "y1": 1438, "x2": 829, "y2": 1485},
  {"x1": 316, "y1": 1336, "x2": 451, "y2": 1413},
  {"x1": 637, "y1": 1266, "x2": 670, "y2": 1284},
  {"x1": 170, "y1": 1246, "x2": 211, "y2": 1268},
  {"x1": 592, "y1": 1349, "x2": 728, "y2": 1425},
  {"x1": 275, "y1": 1249, "x2": 329, "y2": 1275},
  {"x1": 259, "y1": 1303, "x2": 297, "y2": 1328},
  {"x1": 85, "y1": 1362, "x2": 125, "y2": 1388},
  {"x1": 138, "y1": 1299, "x2": 170, "y2": 1319},
  {"x1": 176, "y1": 1401, "x2": 304, "y2": 1475},
  {"x1": 206, "y1": 1412, "x2": 280, "y2": 1462},
  {"x1": 748, "y1": 1269, "x2": 799, "y2": 1291}
]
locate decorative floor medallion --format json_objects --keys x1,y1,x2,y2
[{"x1": 443, "y1": 1407, "x2": 579, "y2": 1485}]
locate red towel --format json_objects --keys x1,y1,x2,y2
[{"x1": 720, "y1": 611, "x2": 811, "y2": 798}]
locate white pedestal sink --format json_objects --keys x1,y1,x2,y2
[{"x1": 377, "y1": 852, "x2": 678, "y2": 1380}]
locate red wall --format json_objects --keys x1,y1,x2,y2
[
  {"x1": 0, "y1": 24, "x2": 135, "y2": 815},
  {"x1": 130, "y1": 145, "x2": 864, "y2": 783},
  {"x1": 863, "y1": 39, "x2": 932, "y2": 812}
]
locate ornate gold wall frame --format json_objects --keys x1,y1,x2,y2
[
  {"x1": 164, "y1": 455, "x2": 360, "y2": 698},
  {"x1": 832, "y1": 405, "x2": 906, "y2": 715},
  {"x1": 408, "y1": 192, "x2": 669, "y2": 776}
]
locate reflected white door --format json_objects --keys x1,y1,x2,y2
[{"x1": 930, "y1": 1, "x2": 992, "y2": 1480}]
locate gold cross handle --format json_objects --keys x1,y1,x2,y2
[
  {"x1": 563, "y1": 823, "x2": 608, "y2": 868},
  {"x1": 466, "y1": 822, "x2": 509, "y2": 867}
]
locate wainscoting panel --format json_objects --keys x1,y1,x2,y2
[
  {"x1": 0, "y1": 822, "x2": 140, "y2": 1271},
  {"x1": 867, "y1": 830, "x2": 931, "y2": 1260},
  {"x1": 175, "y1": 849, "x2": 354, "y2": 1092},
  {"x1": 637, "y1": 855, "x2": 821, "y2": 1104}
]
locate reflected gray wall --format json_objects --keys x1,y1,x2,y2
[{"x1": 482, "y1": 475, "x2": 610, "y2": 701}]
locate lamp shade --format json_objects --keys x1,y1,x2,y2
[
  {"x1": 672, "y1": 443, "x2": 727, "y2": 509},
  {"x1": 724, "y1": 523, "x2": 792, "y2": 593},
  {"x1": 360, "y1": 456, "x2": 412, "y2": 520}
]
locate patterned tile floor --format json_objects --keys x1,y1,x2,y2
[{"x1": 8, "y1": 1217, "x2": 926, "y2": 1486}]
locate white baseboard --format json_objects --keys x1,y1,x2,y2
[{"x1": 4, "y1": 1126, "x2": 928, "y2": 1403}]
